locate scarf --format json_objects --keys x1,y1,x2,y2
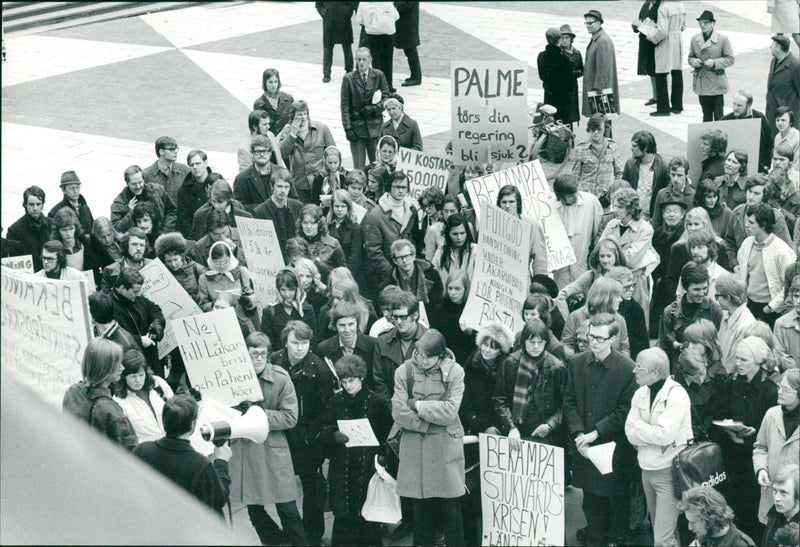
[
  {"x1": 512, "y1": 351, "x2": 546, "y2": 424},
  {"x1": 378, "y1": 192, "x2": 413, "y2": 227},
  {"x1": 782, "y1": 403, "x2": 800, "y2": 438},
  {"x1": 205, "y1": 241, "x2": 240, "y2": 283}
]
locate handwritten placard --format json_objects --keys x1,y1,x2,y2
[
  {"x1": 1, "y1": 255, "x2": 33, "y2": 273},
  {"x1": 1, "y1": 266, "x2": 92, "y2": 408},
  {"x1": 235, "y1": 216, "x2": 285, "y2": 310},
  {"x1": 466, "y1": 160, "x2": 577, "y2": 271},
  {"x1": 460, "y1": 205, "x2": 531, "y2": 333},
  {"x1": 140, "y1": 258, "x2": 203, "y2": 359},
  {"x1": 396, "y1": 147, "x2": 451, "y2": 199},
  {"x1": 480, "y1": 433, "x2": 564, "y2": 546},
  {"x1": 451, "y1": 60, "x2": 529, "y2": 165},
  {"x1": 172, "y1": 307, "x2": 262, "y2": 407}
]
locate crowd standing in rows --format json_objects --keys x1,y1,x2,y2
[{"x1": 5, "y1": 2, "x2": 800, "y2": 546}]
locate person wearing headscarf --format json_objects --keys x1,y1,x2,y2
[{"x1": 311, "y1": 146, "x2": 348, "y2": 210}]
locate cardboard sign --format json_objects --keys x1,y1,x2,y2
[
  {"x1": 466, "y1": 160, "x2": 577, "y2": 271},
  {"x1": 687, "y1": 118, "x2": 761, "y2": 185},
  {"x1": 1, "y1": 266, "x2": 92, "y2": 408},
  {"x1": 235, "y1": 216, "x2": 285, "y2": 310},
  {"x1": 480, "y1": 433, "x2": 565, "y2": 546},
  {"x1": 352, "y1": 201, "x2": 368, "y2": 224},
  {"x1": 460, "y1": 205, "x2": 531, "y2": 333},
  {"x1": 172, "y1": 307, "x2": 262, "y2": 407},
  {"x1": 1, "y1": 255, "x2": 33, "y2": 273},
  {"x1": 396, "y1": 147, "x2": 452, "y2": 199},
  {"x1": 451, "y1": 60, "x2": 529, "y2": 165},
  {"x1": 140, "y1": 258, "x2": 203, "y2": 359}
]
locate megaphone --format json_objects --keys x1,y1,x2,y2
[{"x1": 200, "y1": 405, "x2": 269, "y2": 444}]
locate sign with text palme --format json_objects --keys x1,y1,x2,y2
[
  {"x1": 235, "y1": 216, "x2": 285, "y2": 310},
  {"x1": 172, "y1": 307, "x2": 262, "y2": 407},
  {"x1": 480, "y1": 433, "x2": 565, "y2": 546},
  {"x1": 466, "y1": 160, "x2": 577, "y2": 272},
  {"x1": 460, "y1": 204, "x2": 531, "y2": 333},
  {"x1": 1, "y1": 266, "x2": 92, "y2": 408}
]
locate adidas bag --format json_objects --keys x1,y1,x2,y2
[{"x1": 671, "y1": 441, "x2": 727, "y2": 498}]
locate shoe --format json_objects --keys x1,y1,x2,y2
[
  {"x1": 401, "y1": 79, "x2": 421, "y2": 87},
  {"x1": 576, "y1": 526, "x2": 589, "y2": 545},
  {"x1": 389, "y1": 86, "x2": 397, "y2": 93},
  {"x1": 644, "y1": 98, "x2": 657, "y2": 106},
  {"x1": 670, "y1": 108, "x2": 682, "y2": 114},
  {"x1": 322, "y1": 76, "x2": 330, "y2": 83},
  {"x1": 389, "y1": 520, "x2": 412, "y2": 541},
  {"x1": 649, "y1": 111, "x2": 670, "y2": 117}
]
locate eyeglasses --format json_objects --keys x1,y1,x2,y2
[
  {"x1": 390, "y1": 313, "x2": 414, "y2": 323},
  {"x1": 252, "y1": 149, "x2": 270, "y2": 156},
  {"x1": 587, "y1": 333, "x2": 613, "y2": 343},
  {"x1": 41, "y1": 256, "x2": 58, "y2": 262},
  {"x1": 249, "y1": 349, "x2": 269, "y2": 358},
  {"x1": 393, "y1": 253, "x2": 414, "y2": 263},
  {"x1": 163, "y1": 146, "x2": 179, "y2": 151}
]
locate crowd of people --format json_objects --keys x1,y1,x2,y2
[{"x1": 5, "y1": 1, "x2": 800, "y2": 546}]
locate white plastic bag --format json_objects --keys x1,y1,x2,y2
[{"x1": 361, "y1": 456, "x2": 402, "y2": 524}]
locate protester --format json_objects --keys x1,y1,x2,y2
[
  {"x1": 7, "y1": 185, "x2": 50, "y2": 271},
  {"x1": 99, "y1": 228, "x2": 150, "y2": 288},
  {"x1": 154, "y1": 232, "x2": 205, "y2": 303},
  {"x1": 260, "y1": 268, "x2": 317, "y2": 351},
  {"x1": 552, "y1": 173, "x2": 603, "y2": 288},
  {"x1": 688, "y1": 10, "x2": 735, "y2": 121},
  {"x1": 538, "y1": 27, "x2": 574, "y2": 124},
  {"x1": 130, "y1": 202, "x2": 161, "y2": 258},
  {"x1": 111, "y1": 164, "x2": 177, "y2": 235},
  {"x1": 567, "y1": 113, "x2": 623, "y2": 199},
  {"x1": 559, "y1": 24, "x2": 583, "y2": 128},
  {"x1": 652, "y1": 156, "x2": 695, "y2": 230},
  {"x1": 63, "y1": 338, "x2": 138, "y2": 451},
  {"x1": 695, "y1": 177, "x2": 736, "y2": 238},
  {"x1": 312, "y1": 146, "x2": 348, "y2": 209},
  {"x1": 774, "y1": 276, "x2": 800, "y2": 367},
  {"x1": 678, "y1": 486, "x2": 756, "y2": 546},
  {"x1": 176, "y1": 150, "x2": 225, "y2": 238},
  {"x1": 316, "y1": 268, "x2": 377, "y2": 340},
  {"x1": 773, "y1": 106, "x2": 800, "y2": 173},
  {"x1": 317, "y1": 300, "x2": 377, "y2": 387},
  {"x1": 192, "y1": 210, "x2": 248, "y2": 269},
  {"x1": 49, "y1": 170, "x2": 94, "y2": 236},
  {"x1": 253, "y1": 68, "x2": 294, "y2": 135},
  {"x1": 676, "y1": 228, "x2": 730, "y2": 299},
  {"x1": 622, "y1": 130, "x2": 671, "y2": 217},
  {"x1": 683, "y1": 318, "x2": 726, "y2": 378},
  {"x1": 113, "y1": 349, "x2": 173, "y2": 444},
  {"x1": 50, "y1": 207, "x2": 89, "y2": 271},
  {"x1": 429, "y1": 270, "x2": 474, "y2": 366},
  {"x1": 191, "y1": 179, "x2": 251, "y2": 241},
  {"x1": 36, "y1": 240, "x2": 85, "y2": 281},
  {"x1": 89, "y1": 291, "x2": 139, "y2": 354},
  {"x1": 316, "y1": 2, "x2": 355, "y2": 83},
  {"x1": 380, "y1": 95, "x2": 422, "y2": 150},
  {"x1": 417, "y1": 187, "x2": 444, "y2": 261},
  {"x1": 606, "y1": 266, "x2": 650, "y2": 359},
  {"x1": 235, "y1": 133, "x2": 284, "y2": 210},
  {"x1": 650, "y1": 199, "x2": 688, "y2": 332},
  {"x1": 582, "y1": 9, "x2": 620, "y2": 129},
  {"x1": 674, "y1": 349, "x2": 725, "y2": 442},
  {"x1": 496, "y1": 184, "x2": 549, "y2": 275},
  {"x1": 555, "y1": 237, "x2": 626, "y2": 319}
]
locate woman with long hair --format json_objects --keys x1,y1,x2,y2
[
  {"x1": 253, "y1": 68, "x2": 294, "y2": 134},
  {"x1": 682, "y1": 318, "x2": 725, "y2": 379},
  {"x1": 50, "y1": 206, "x2": 88, "y2": 271},
  {"x1": 260, "y1": 267, "x2": 317, "y2": 351},
  {"x1": 312, "y1": 146, "x2": 348, "y2": 209},
  {"x1": 561, "y1": 276, "x2": 631, "y2": 357},
  {"x1": 296, "y1": 204, "x2": 345, "y2": 272},
  {"x1": 432, "y1": 213, "x2": 476, "y2": 283},
  {"x1": 718, "y1": 149, "x2": 748, "y2": 211},
  {"x1": 294, "y1": 257, "x2": 328, "y2": 319},
  {"x1": 327, "y1": 189, "x2": 365, "y2": 282},
  {"x1": 131, "y1": 201, "x2": 160, "y2": 259},
  {"x1": 496, "y1": 184, "x2": 549, "y2": 275},
  {"x1": 555, "y1": 238, "x2": 626, "y2": 319},
  {"x1": 698, "y1": 128, "x2": 728, "y2": 184},
  {"x1": 694, "y1": 177, "x2": 735, "y2": 238},
  {"x1": 113, "y1": 349, "x2": 174, "y2": 443},
  {"x1": 606, "y1": 266, "x2": 649, "y2": 359},
  {"x1": 429, "y1": 270, "x2": 474, "y2": 366}
]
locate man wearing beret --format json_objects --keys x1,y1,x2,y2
[
  {"x1": 48, "y1": 170, "x2": 94, "y2": 236},
  {"x1": 688, "y1": 10, "x2": 735, "y2": 121}
]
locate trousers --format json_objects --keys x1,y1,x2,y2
[
  {"x1": 247, "y1": 502, "x2": 307, "y2": 546},
  {"x1": 642, "y1": 467, "x2": 680, "y2": 547},
  {"x1": 367, "y1": 34, "x2": 394, "y2": 88},
  {"x1": 349, "y1": 137, "x2": 378, "y2": 169},
  {"x1": 698, "y1": 94, "x2": 724, "y2": 121},
  {"x1": 323, "y1": 44, "x2": 353, "y2": 78},
  {"x1": 413, "y1": 497, "x2": 464, "y2": 546},
  {"x1": 655, "y1": 70, "x2": 683, "y2": 112},
  {"x1": 401, "y1": 47, "x2": 421, "y2": 80}
]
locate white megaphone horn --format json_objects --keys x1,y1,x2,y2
[{"x1": 199, "y1": 405, "x2": 269, "y2": 444}]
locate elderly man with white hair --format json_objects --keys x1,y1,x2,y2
[
  {"x1": 625, "y1": 347, "x2": 693, "y2": 547},
  {"x1": 379, "y1": 95, "x2": 422, "y2": 151}
]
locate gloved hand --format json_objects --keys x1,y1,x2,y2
[
  {"x1": 345, "y1": 128, "x2": 357, "y2": 142},
  {"x1": 359, "y1": 106, "x2": 378, "y2": 118},
  {"x1": 147, "y1": 322, "x2": 164, "y2": 342},
  {"x1": 332, "y1": 431, "x2": 350, "y2": 444}
]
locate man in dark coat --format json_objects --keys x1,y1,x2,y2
[
  {"x1": 582, "y1": 10, "x2": 620, "y2": 130},
  {"x1": 176, "y1": 151, "x2": 225, "y2": 238},
  {"x1": 564, "y1": 313, "x2": 637, "y2": 546},
  {"x1": 49, "y1": 171, "x2": 94, "y2": 237},
  {"x1": 141, "y1": 136, "x2": 190, "y2": 204},
  {"x1": 252, "y1": 167, "x2": 304, "y2": 262},
  {"x1": 394, "y1": 1, "x2": 421, "y2": 86},
  {"x1": 133, "y1": 394, "x2": 231, "y2": 518},
  {"x1": 101, "y1": 228, "x2": 152, "y2": 291},
  {"x1": 6, "y1": 186, "x2": 50, "y2": 271},
  {"x1": 317, "y1": 301, "x2": 377, "y2": 389},
  {"x1": 234, "y1": 135, "x2": 285, "y2": 212},
  {"x1": 721, "y1": 90, "x2": 774, "y2": 172},
  {"x1": 316, "y1": 2, "x2": 355, "y2": 83},
  {"x1": 88, "y1": 291, "x2": 139, "y2": 354},
  {"x1": 621, "y1": 130, "x2": 671, "y2": 216},
  {"x1": 110, "y1": 165, "x2": 177, "y2": 234},
  {"x1": 537, "y1": 27, "x2": 574, "y2": 124},
  {"x1": 388, "y1": 239, "x2": 443, "y2": 310},
  {"x1": 766, "y1": 34, "x2": 800, "y2": 135},
  {"x1": 341, "y1": 47, "x2": 390, "y2": 169}
]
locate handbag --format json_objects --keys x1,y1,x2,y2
[
  {"x1": 361, "y1": 456, "x2": 402, "y2": 524},
  {"x1": 671, "y1": 441, "x2": 727, "y2": 499}
]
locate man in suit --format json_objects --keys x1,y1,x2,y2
[
  {"x1": 134, "y1": 394, "x2": 231, "y2": 517},
  {"x1": 252, "y1": 167, "x2": 304, "y2": 261},
  {"x1": 341, "y1": 47, "x2": 390, "y2": 169},
  {"x1": 6, "y1": 186, "x2": 50, "y2": 271},
  {"x1": 317, "y1": 301, "x2": 377, "y2": 388},
  {"x1": 380, "y1": 95, "x2": 422, "y2": 150},
  {"x1": 564, "y1": 313, "x2": 637, "y2": 546}
]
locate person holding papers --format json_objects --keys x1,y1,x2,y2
[
  {"x1": 625, "y1": 347, "x2": 692, "y2": 547},
  {"x1": 322, "y1": 354, "x2": 392, "y2": 546}
]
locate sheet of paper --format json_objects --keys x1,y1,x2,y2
[
  {"x1": 585, "y1": 441, "x2": 616, "y2": 475},
  {"x1": 337, "y1": 418, "x2": 380, "y2": 448}
]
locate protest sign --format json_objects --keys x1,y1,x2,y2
[
  {"x1": 172, "y1": 307, "x2": 262, "y2": 407},
  {"x1": 352, "y1": 201, "x2": 368, "y2": 224},
  {"x1": 1, "y1": 266, "x2": 92, "y2": 408},
  {"x1": 1, "y1": 255, "x2": 33, "y2": 272},
  {"x1": 480, "y1": 433, "x2": 565, "y2": 546},
  {"x1": 451, "y1": 60, "x2": 529, "y2": 165},
  {"x1": 396, "y1": 147, "x2": 452, "y2": 199},
  {"x1": 460, "y1": 205, "x2": 531, "y2": 333},
  {"x1": 466, "y1": 160, "x2": 577, "y2": 271},
  {"x1": 687, "y1": 118, "x2": 760, "y2": 185},
  {"x1": 140, "y1": 258, "x2": 203, "y2": 359},
  {"x1": 235, "y1": 216, "x2": 285, "y2": 310}
]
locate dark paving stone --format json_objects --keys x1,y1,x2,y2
[
  {"x1": 42, "y1": 15, "x2": 176, "y2": 48},
  {"x1": 1, "y1": 49, "x2": 249, "y2": 153}
]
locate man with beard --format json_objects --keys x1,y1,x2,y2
[
  {"x1": 111, "y1": 165, "x2": 176, "y2": 234},
  {"x1": 88, "y1": 291, "x2": 139, "y2": 354},
  {"x1": 101, "y1": 227, "x2": 151, "y2": 291},
  {"x1": 7, "y1": 186, "x2": 50, "y2": 271},
  {"x1": 676, "y1": 228, "x2": 730, "y2": 300},
  {"x1": 35, "y1": 240, "x2": 85, "y2": 281},
  {"x1": 721, "y1": 90, "x2": 773, "y2": 172}
]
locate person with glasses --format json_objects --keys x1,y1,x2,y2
[
  {"x1": 35, "y1": 240, "x2": 85, "y2": 281},
  {"x1": 318, "y1": 300, "x2": 377, "y2": 389},
  {"x1": 237, "y1": 110, "x2": 284, "y2": 173},
  {"x1": 606, "y1": 266, "x2": 649, "y2": 359},
  {"x1": 389, "y1": 238, "x2": 443, "y2": 310},
  {"x1": 561, "y1": 276, "x2": 631, "y2": 359},
  {"x1": 688, "y1": 10, "x2": 735, "y2": 122},
  {"x1": 142, "y1": 136, "x2": 190, "y2": 203},
  {"x1": 48, "y1": 170, "x2": 94, "y2": 237},
  {"x1": 235, "y1": 134, "x2": 288, "y2": 213},
  {"x1": 564, "y1": 312, "x2": 637, "y2": 546},
  {"x1": 754, "y1": 370, "x2": 800, "y2": 531}
]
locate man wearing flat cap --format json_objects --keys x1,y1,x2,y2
[
  {"x1": 688, "y1": 10, "x2": 735, "y2": 121},
  {"x1": 766, "y1": 34, "x2": 800, "y2": 137},
  {"x1": 48, "y1": 170, "x2": 94, "y2": 236},
  {"x1": 582, "y1": 10, "x2": 620, "y2": 133}
]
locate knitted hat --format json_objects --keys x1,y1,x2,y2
[{"x1": 60, "y1": 171, "x2": 81, "y2": 187}]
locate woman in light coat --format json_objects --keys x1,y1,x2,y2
[
  {"x1": 753, "y1": 368, "x2": 800, "y2": 524},
  {"x1": 649, "y1": 0, "x2": 685, "y2": 115},
  {"x1": 392, "y1": 329, "x2": 466, "y2": 546}
]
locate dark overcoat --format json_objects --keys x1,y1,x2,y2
[
  {"x1": 316, "y1": 2, "x2": 355, "y2": 46},
  {"x1": 393, "y1": 1, "x2": 420, "y2": 49}
]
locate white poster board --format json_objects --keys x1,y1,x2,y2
[
  {"x1": 396, "y1": 147, "x2": 451, "y2": 199},
  {"x1": 460, "y1": 205, "x2": 531, "y2": 333},
  {"x1": 235, "y1": 216, "x2": 285, "y2": 310},
  {"x1": 687, "y1": 118, "x2": 761, "y2": 185},
  {"x1": 1, "y1": 266, "x2": 92, "y2": 408},
  {"x1": 480, "y1": 433, "x2": 565, "y2": 546},
  {"x1": 466, "y1": 160, "x2": 577, "y2": 271},
  {"x1": 140, "y1": 258, "x2": 203, "y2": 359},
  {"x1": 452, "y1": 61, "x2": 529, "y2": 165},
  {"x1": 172, "y1": 307, "x2": 262, "y2": 407},
  {"x1": 1, "y1": 255, "x2": 33, "y2": 272}
]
